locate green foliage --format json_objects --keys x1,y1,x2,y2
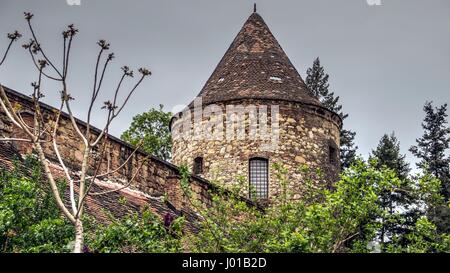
[
  {"x1": 181, "y1": 159, "x2": 450, "y2": 253},
  {"x1": 0, "y1": 156, "x2": 74, "y2": 253},
  {"x1": 410, "y1": 101, "x2": 450, "y2": 233},
  {"x1": 121, "y1": 105, "x2": 172, "y2": 161},
  {"x1": 87, "y1": 208, "x2": 184, "y2": 253},
  {"x1": 370, "y1": 132, "x2": 410, "y2": 180},
  {"x1": 0, "y1": 155, "x2": 183, "y2": 253},
  {"x1": 2, "y1": 155, "x2": 447, "y2": 253},
  {"x1": 410, "y1": 101, "x2": 450, "y2": 200},
  {"x1": 386, "y1": 217, "x2": 450, "y2": 253},
  {"x1": 305, "y1": 57, "x2": 358, "y2": 169},
  {"x1": 369, "y1": 132, "x2": 415, "y2": 250},
  {"x1": 340, "y1": 129, "x2": 358, "y2": 169},
  {"x1": 305, "y1": 57, "x2": 331, "y2": 104}
]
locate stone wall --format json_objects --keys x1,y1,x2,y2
[
  {"x1": 171, "y1": 99, "x2": 342, "y2": 201},
  {"x1": 0, "y1": 87, "x2": 216, "y2": 213}
]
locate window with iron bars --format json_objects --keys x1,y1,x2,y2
[{"x1": 249, "y1": 157, "x2": 269, "y2": 199}]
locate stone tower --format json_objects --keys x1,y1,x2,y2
[{"x1": 170, "y1": 11, "x2": 342, "y2": 201}]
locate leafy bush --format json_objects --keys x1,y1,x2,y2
[
  {"x1": 0, "y1": 156, "x2": 184, "y2": 253},
  {"x1": 88, "y1": 208, "x2": 184, "y2": 253},
  {"x1": 181, "y1": 159, "x2": 450, "y2": 253},
  {"x1": 0, "y1": 156, "x2": 73, "y2": 252}
]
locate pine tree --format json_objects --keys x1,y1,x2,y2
[
  {"x1": 306, "y1": 57, "x2": 357, "y2": 169},
  {"x1": 370, "y1": 132, "x2": 416, "y2": 250},
  {"x1": 410, "y1": 102, "x2": 450, "y2": 200},
  {"x1": 370, "y1": 132, "x2": 410, "y2": 180},
  {"x1": 340, "y1": 129, "x2": 357, "y2": 169},
  {"x1": 410, "y1": 101, "x2": 450, "y2": 233},
  {"x1": 305, "y1": 57, "x2": 330, "y2": 99}
]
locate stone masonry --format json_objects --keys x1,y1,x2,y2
[{"x1": 171, "y1": 12, "x2": 342, "y2": 201}]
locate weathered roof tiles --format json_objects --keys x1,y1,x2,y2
[{"x1": 192, "y1": 12, "x2": 321, "y2": 107}]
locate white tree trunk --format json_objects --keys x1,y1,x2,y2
[{"x1": 73, "y1": 219, "x2": 84, "y2": 253}]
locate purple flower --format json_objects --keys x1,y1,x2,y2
[
  {"x1": 83, "y1": 245, "x2": 91, "y2": 253},
  {"x1": 164, "y1": 213, "x2": 174, "y2": 228}
]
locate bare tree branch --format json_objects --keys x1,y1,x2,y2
[
  {"x1": 0, "y1": 138, "x2": 32, "y2": 142},
  {"x1": 0, "y1": 85, "x2": 35, "y2": 138},
  {"x1": 1, "y1": 13, "x2": 150, "y2": 253},
  {"x1": 34, "y1": 141, "x2": 76, "y2": 224},
  {"x1": 0, "y1": 31, "x2": 21, "y2": 66},
  {"x1": 24, "y1": 12, "x2": 63, "y2": 78},
  {"x1": 75, "y1": 130, "x2": 110, "y2": 218},
  {"x1": 50, "y1": 101, "x2": 78, "y2": 215},
  {"x1": 76, "y1": 140, "x2": 143, "y2": 182},
  {"x1": 63, "y1": 24, "x2": 77, "y2": 79},
  {"x1": 91, "y1": 69, "x2": 150, "y2": 147},
  {"x1": 87, "y1": 43, "x2": 113, "y2": 139},
  {"x1": 89, "y1": 155, "x2": 149, "y2": 196},
  {"x1": 24, "y1": 43, "x2": 62, "y2": 81}
]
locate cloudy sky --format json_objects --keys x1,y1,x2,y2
[{"x1": 0, "y1": 0, "x2": 449, "y2": 168}]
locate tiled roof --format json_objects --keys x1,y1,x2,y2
[
  {"x1": 0, "y1": 142, "x2": 199, "y2": 233},
  {"x1": 190, "y1": 12, "x2": 321, "y2": 107},
  {"x1": 0, "y1": 142, "x2": 22, "y2": 169},
  {"x1": 79, "y1": 181, "x2": 200, "y2": 233}
]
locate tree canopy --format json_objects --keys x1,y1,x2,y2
[{"x1": 121, "y1": 105, "x2": 173, "y2": 161}]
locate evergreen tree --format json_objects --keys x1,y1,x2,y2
[
  {"x1": 370, "y1": 132, "x2": 410, "y2": 180},
  {"x1": 305, "y1": 57, "x2": 330, "y2": 100},
  {"x1": 340, "y1": 129, "x2": 358, "y2": 169},
  {"x1": 410, "y1": 102, "x2": 450, "y2": 200},
  {"x1": 306, "y1": 57, "x2": 357, "y2": 169},
  {"x1": 370, "y1": 133, "x2": 416, "y2": 250},
  {"x1": 410, "y1": 101, "x2": 450, "y2": 233}
]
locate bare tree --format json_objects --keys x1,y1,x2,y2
[{"x1": 0, "y1": 12, "x2": 151, "y2": 253}]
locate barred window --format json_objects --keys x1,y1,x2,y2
[
  {"x1": 193, "y1": 157, "x2": 203, "y2": 175},
  {"x1": 249, "y1": 157, "x2": 269, "y2": 199}
]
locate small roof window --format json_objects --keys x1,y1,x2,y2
[{"x1": 269, "y1": 76, "x2": 282, "y2": 83}]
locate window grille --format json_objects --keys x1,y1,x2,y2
[{"x1": 249, "y1": 157, "x2": 269, "y2": 199}]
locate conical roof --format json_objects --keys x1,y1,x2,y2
[{"x1": 192, "y1": 12, "x2": 321, "y2": 107}]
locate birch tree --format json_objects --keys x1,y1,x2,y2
[{"x1": 0, "y1": 12, "x2": 151, "y2": 253}]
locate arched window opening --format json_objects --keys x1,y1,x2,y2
[
  {"x1": 193, "y1": 157, "x2": 204, "y2": 175},
  {"x1": 249, "y1": 157, "x2": 269, "y2": 199}
]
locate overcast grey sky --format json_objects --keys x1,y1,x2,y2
[{"x1": 0, "y1": 0, "x2": 449, "y2": 168}]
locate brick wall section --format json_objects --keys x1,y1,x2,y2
[{"x1": 0, "y1": 86, "x2": 217, "y2": 212}]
